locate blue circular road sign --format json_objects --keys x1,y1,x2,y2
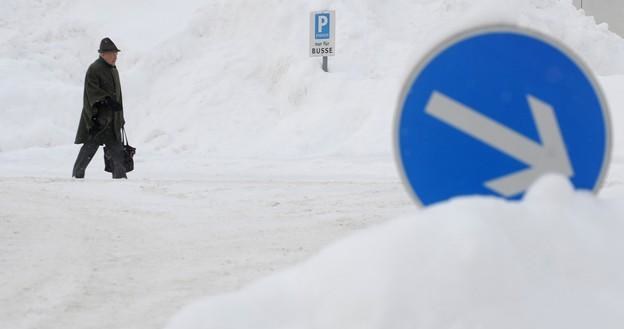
[{"x1": 396, "y1": 26, "x2": 611, "y2": 206}]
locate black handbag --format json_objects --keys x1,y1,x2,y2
[{"x1": 104, "y1": 128, "x2": 136, "y2": 173}]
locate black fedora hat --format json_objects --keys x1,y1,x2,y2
[{"x1": 98, "y1": 37, "x2": 121, "y2": 53}]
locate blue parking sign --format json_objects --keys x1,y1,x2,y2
[
  {"x1": 396, "y1": 26, "x2": 611, "y2": 206},
  {"x1": 315, "y1": 13, "x2": 331, "y2": 39}
]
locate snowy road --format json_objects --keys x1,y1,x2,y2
[
  {"x1": 0, "y1": 150, "x2": 413, "y2": 329},
  {"x1": 2, "y1": 147, "x2": 623, "y2": 329}
]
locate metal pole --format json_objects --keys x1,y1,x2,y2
[{"x1": 322, "y1": 56, "x2": 328, "y2": 72}]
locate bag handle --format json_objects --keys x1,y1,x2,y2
[{"x1": 122, "y1": 127, "x2": 130, "y2": 146}]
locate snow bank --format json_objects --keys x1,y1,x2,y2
[
  {"x1": 1, "y1": 0, "x2": 624, "y2": 156},
  {"x1": 165, "y1": 175, "x2": 624, "y2": 329}
]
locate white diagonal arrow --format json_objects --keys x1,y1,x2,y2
[{"x1": 425, "y1": 91, "x2": 574, "y2": 197}]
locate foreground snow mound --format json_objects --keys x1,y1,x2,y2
[
  {"x1": 165, "y1": 175, "x2": 624, "y2": 329},
  {"x1": 1, "y1": 0, "x2": 624, "y2": 155}
]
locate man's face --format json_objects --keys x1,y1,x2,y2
[{"x1": 100, "y1": 51, "x2": 118, "y2": 65}]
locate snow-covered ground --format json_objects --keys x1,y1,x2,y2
[
  {"x1": 0, "y1": 153, "x2": 413, "y2": 329},
  {"x1": 2, "y1": 0, "x2": 624, "y2": 328}
]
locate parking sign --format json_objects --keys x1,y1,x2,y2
[
  {"x1": 315, "y1": 13, "x2": 331, "y2": 39},
  {"x1": 310, "y1": 11, "x2": 335, "y2": 57}
]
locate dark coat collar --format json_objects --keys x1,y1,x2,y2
[{"x1": 97, "y1": 56, "x2": 116, "y2": 68}]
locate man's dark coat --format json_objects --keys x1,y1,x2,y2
[{"x1": 74, "y1": 57, "x2": 125, "y2": 144}]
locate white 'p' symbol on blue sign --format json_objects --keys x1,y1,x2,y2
[{"x1": 315, "y1": 13, "x2": 331, "y2": 39}]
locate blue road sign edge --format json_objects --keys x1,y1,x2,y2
[{"x1": 393, "y1": 24, "x2": 613, "y2": 207}]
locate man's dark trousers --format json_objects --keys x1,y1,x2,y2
[{"x1": 73, "y1": 124, "x2": 127, "y2": 179}]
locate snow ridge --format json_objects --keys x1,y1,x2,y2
[{"x1": 1, "y1": 0, "x2": 623, "y2": 156}]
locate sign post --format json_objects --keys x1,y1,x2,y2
[
  {"x1": 310, "y1": 10, "x2": 335, "y2": 72},
  {"x1": 395, "y1": 26, "x2": 611, "y2": 207}
]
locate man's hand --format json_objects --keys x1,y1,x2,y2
[
  {"x1": 106, "y1": 97, "x2": 123, "y2": 112},
  {"x1": 104, "y1": 97, "x2": 121, "y2": 112},
  {"x1": 96, "y1": 97, "x2": 122, "y2": 112}
]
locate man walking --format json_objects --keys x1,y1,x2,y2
[{"x1": 73, "y1": 37, "x2": 127, "y2": 179}]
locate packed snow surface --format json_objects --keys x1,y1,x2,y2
[
  {"x1": 165, "y1": 176, "x2": 624, "y2": 329},
  {"x1": 2, "y1": 0, "x2": 624, "y2": 329}
]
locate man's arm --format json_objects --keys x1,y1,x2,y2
[{"x1": 85, "y1": 67, "x2": 112, "y2": 110}]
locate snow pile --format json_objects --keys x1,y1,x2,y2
[
  {"x1": 0, "y1": 0, "x2": 204, "y2": 152},
  {"x1": 165, "y1": 175, "x2": 624, "y2": 329},
  {"x1": 1, "y1": 0, "x2": 624, "y2": 156}
]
